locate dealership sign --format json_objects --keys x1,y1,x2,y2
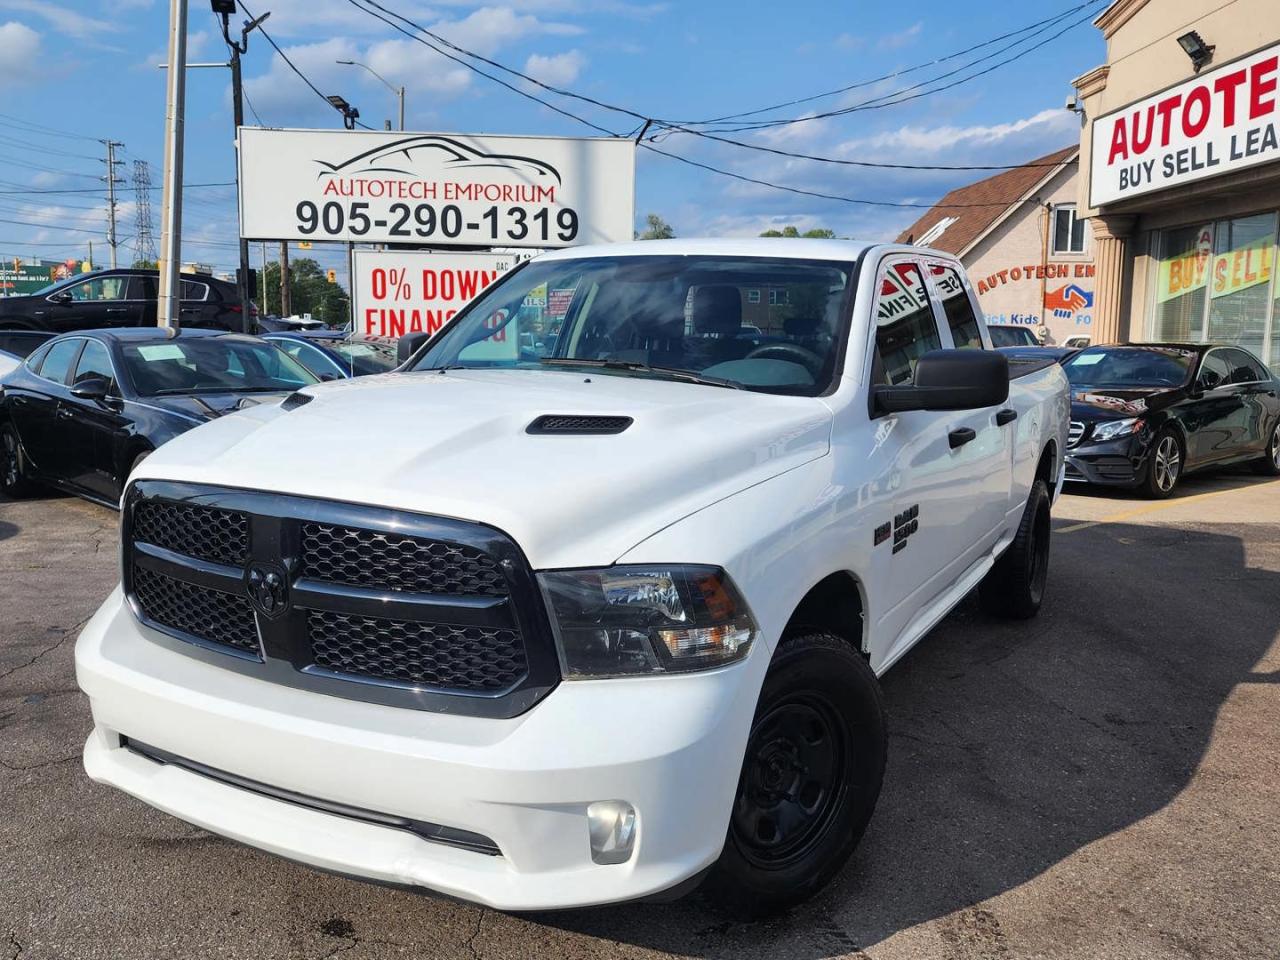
[
  {"x1": 352, "y1": 249, "x2": 519, "y2": 341},
  {"x1": 239, "y1": 128, "x2": 635, "y2": 247},
  {"x1": 1091, "y1": 43, "x2": 1280, "y2": 206}
]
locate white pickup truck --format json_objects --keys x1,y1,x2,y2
[{"x1": 76, "y1": 239, "x2": 1068, "y2": 915}]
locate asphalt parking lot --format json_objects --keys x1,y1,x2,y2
[{"x1": 3, "y1": 471, "x2": 1279, "y2": 960}]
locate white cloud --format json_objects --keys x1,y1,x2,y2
[
  {"x1": 141, "y1": 28, "x2": 209, "y2": 69},
  {"x1": 523, "y1": 49, "x2": 585, "y2": 86},
  {"x1": 0, "y1": 20, "x2": 39, "y2": 86},
  {"x1": 0, "y1": 0, "x2": 119, "y2": 45},
  {"x1": 431, "y1": 6, "x2": 582, "y2": 56},
  {"x1": 877, "y1": 21, "x2": 922, "y2": 51}
]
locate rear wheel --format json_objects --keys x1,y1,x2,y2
[
  {"x1": 704, "y1": 632, "x2": 886, "y2": 917},
  {"x1": 1143, "y1": 429, "x2": 1183, "y2": 498},
  {"x1": 1252, "y1": 421, "x2": 1280, "y2": 477},
  {"x1": 979, "y1": 479, "x2": 1051, "y2": 619},
  {"x1": 1, "y1": 423, "x2": 38, "y2": 498}
]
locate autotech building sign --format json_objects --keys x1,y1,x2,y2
[
  {"x1": 239, "y1": 128, "x2": 634, "y2": 247},
  {"x1": 1090, "y1": 42, "x2": 1280, "y2": 206}
]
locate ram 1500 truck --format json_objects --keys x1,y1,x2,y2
[{"x1": 76, "y1": 240, "x2": 1069, "y2": 914}]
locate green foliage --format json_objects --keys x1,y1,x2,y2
[
  {"x1": 759, "y1": 226, "x2": 837, "y2": 239},
  {"x1": 636, "y1": 213, "x2": 675, "y2": 240},
  {"x1": 132, "y1": 258, "x2": 158, "y2": 269},
  {"x1": 261, "y1": 257, "x2": 350, "y2": 327}
]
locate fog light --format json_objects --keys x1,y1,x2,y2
[{"x1": 587, "y1": 800, "x2": 636, "y2": 865}]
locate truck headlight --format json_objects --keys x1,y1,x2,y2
[
  {"x1": 538, "y1": 565, "x2": 756, "y2": 678},
  {"x1": 1091, "y1": 417, "x2": 1144, "y2": 442}
]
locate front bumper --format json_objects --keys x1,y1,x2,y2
[
  {"x1": 1063, "y1": 434, "x2": 1150, "y2": 488},
  {"x1": 76, "y1": 586, "x2": 763, "y2": 910}
]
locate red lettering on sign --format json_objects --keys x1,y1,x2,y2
[
  {"x1": 1182, "y1": 85, "x2": 1212, "y2": 138},
  {"x1": 1215, "y1": 68, "x2": 1248, "y2": 127},
  {"x1": 1108, "y1": 120, "x2": 1130, "y2": 164},
  {"x1": 1250, "y1": 56, "x2": 1278, "y2": 120},
  {"x1": 1155, "y1": 94, "x2": 1182, "y2": 148}
]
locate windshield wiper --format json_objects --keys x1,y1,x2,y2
[{"x1": 538, "y1": 357, "x2": 742, "y2": 390}]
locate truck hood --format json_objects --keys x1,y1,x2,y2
[{"x1": 136, "y1": 368, "x2": 833, "y2": 569}]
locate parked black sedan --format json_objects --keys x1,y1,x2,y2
[
  {"x1": 262, "y1": 330, "x2": 400, "y2": 379},
  {"x1": 1063, "y1": 343, "x2": 1280, "y2": 498},
  {"x1": 1, "y1": 328, "x2": 317, "y2": 507},
  {"x1": 0, "y1": 269, "x2": 252, "y2": 334}
]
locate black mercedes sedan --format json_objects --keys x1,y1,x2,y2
[
  {"x1": 1063, "y1": 343, "x2": 1280, "y2": 498},
  {"x1": 1, "y1": 328, "x2": 317, "y2": 507}
]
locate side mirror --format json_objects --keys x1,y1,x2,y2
[
  {"x1": 70, "y1": 376, "x2": 111, "y2": 402},
  {"x1": 50, "y1": 291, "x2": 73, "y2": 305},
  {"x1": 872, "y1": 349, "x2": 1009, "y2": 414},
  {"x1": 397, "y1": 331, "x2": 431, "y2": 364}
]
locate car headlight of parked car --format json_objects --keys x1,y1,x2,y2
[
  {"x1": 1091, "y1": 417, "x2": 1145, "y2": 442},
  {"x1": 539, "y1": 565, "x2": 757, "y2": 678}
]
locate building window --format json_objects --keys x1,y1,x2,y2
[
  {"x1": 768, "y1": 288, "x2": 789, "y2": 306},
  {"x1": 1052, "y1": 205, "x2": 1087, "y2": 254},
  {"x1": 1150, "y1": 213, "x2": 1279, "y2": 366},
  {"x1": 746, "y1": 289, "x2": 761, "y2": 304}
]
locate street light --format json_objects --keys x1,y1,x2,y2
[
  {"x1": 337, "y1": 59, "x2": 405, "y2": 131},
  {"x1": 326, "y1": 94, "x2": 361, "y2": 130}
]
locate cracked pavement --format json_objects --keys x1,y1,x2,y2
[{"x1": 3, "y1": 472, "x2": 1279, "y2": 959}]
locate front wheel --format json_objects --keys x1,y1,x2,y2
[
  {"x1": 703, "y1": 632, "x2": 886, "y2": 916},
  {"x1": 1, "y1": 423, "x2": 38, "y2": 498},
  {"x1": 1142, "y1": 429, "x2": 1183, "y2": 498},
  {"x1": 979, "y1": 479, "x2": 1051, "y2": 619},
  {"x1": 1252, "y1": 421, "x2": 1280, "y2": 477}
]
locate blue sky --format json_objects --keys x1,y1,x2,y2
[{"x1": 0, "y1": 0, "x2": 1109, "y2": 279}]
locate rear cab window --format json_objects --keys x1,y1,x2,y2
[
  {"x1": 871, "y1": 259, "x2": 942, "y2": 386},
  {"x1": 928, "y1": 263, "x2": 984, "y2": 349}
]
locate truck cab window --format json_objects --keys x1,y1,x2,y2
[
  {"x1": 930, "y1": 264, "x2": 983, "y2": 349},
  {"x1": 873, "y1": 261, "x2": 941, "y2": 385}
]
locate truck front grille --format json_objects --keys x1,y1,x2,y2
[{"x1": 123, "y1": 482, "x2": 559, "y2": 717}]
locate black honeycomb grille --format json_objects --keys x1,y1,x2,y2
[
  {"x1": 133, "y1": 500, "x2": 249, "y2": 566},
  {"x1": 300, "y1": 522, "x2": 508, "y2": 597},
  {"x1": 132, "y1": 564, "x2": 259, "y2": 655},
  {"x1": 307, "y1": 610, "x2": 527, "y2": 691}
]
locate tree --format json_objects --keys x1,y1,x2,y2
[
  {"x1": 262, "y1": 257, "x2": 350, "y2": 327},
  {"x1": 760, "y1": 226, "x2": 837, "y2": 239},
  {"x1": 132, "y1": 258, "x2": 158, "y2": 269},
  {"x1": 636, "y1": 213, "x2": 675, "y2": 240}
]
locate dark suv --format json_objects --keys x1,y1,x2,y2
[{"x1": 0, "y1": 268, "x2": 252, "y2": 333}]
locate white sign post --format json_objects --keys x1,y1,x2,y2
[
  {"x1": 239, "y1": 128, "x2": 635, "y2": 247},
  {"x1": 1090, "y1": 43, "x2": 1280, "y2": 207},
  {"x1": 351, "y1": 249, "x2": 518, "y2": 341}
]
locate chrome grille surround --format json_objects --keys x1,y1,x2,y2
[
  {"x1": 122, "y1": 481, "x2": 560, "y2": 718},
  {"x1": 1068, "y1": 420, "x2": 1086, "y2": 447}
]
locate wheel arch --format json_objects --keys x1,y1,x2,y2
[
  {"x1": 782, "y1": 571, "x2": 868, "y2": 657},
  {"x1": 1035, "y1": 438, "x2": 1058, "y2": 490}
]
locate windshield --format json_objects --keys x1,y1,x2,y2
[
  {"x1": 411, "y1": 255, "x2": 854, "y2": 395},
  {"x1": 120, "y1": 338, "x2": 319, "y2": 396},
  {"x1": 333, "y1": 339, "x2": 398, "y2": 376},
  {"x1": 989, "y1": 326, "x2": 1038, "y2": 348},
  {"x1": 1064, "y1": 347, "x2": 1197, "y2": 389}
]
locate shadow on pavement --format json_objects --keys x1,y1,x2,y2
[{"x1": 527, "y1": 517, "x2": 1279, "y2": 956}]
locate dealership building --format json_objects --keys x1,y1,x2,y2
[
  {"x1": 1074, "y1": 0, "x2": 1280, "y2": 365},
  {"x1": 897, "y1": 146, "x2": 1098, "y2": 345}
]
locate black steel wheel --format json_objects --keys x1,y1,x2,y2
[
  {"x1": 704, "y1": 632, "x2": 886, "y2": 916},
  {"x1": 979, "y1": 478, "x2": 1051, "y2": 619}
]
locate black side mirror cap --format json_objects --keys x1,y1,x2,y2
[
  {"x1": 51, "y1": 292, "x2": 73, "y2": 304},
  {"x1": 872, "y1": 349, "x2": 1009, "y2": 414},
  {"x1": 397, "y1": 331, "x2": 431, "y2": 365},
  {"x1": 70, "y1": 376, "x2": 111, "y2": 401}
]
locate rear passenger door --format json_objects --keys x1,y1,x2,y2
[
  {"x1": 1223, "y1": 348, "x2": 1274, "y2": 454},
  {"x1": 865, "y1": 257, "x2": 999, "y2": 656},
  {"x1": 129, "y1": 275, "x2": 158, "y2": 326}
]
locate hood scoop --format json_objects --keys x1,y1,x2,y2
[{"x1": 526, "y1": 414, "x2": 633, "y2": 435}]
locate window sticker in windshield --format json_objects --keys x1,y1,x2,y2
[
  {"x1": 136, "y1": 344, "x2": 186, "y2": 361},
  {"x1": 1071, "y1": 353, "x2": 1105, "y2": 366}
]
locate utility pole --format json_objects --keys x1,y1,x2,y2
[
  {"x1": 213, "y1": 0, "x2": 269, "y2": 333},
  {"x1": 157, "y1": 0, "x2": 188, "y2": 329},
  {"x1": 279, "y1": 241, "x2": 291, "y2": 317},
  {"x1": 100, "y1": 140, "x2": 124, "y2": 269}
]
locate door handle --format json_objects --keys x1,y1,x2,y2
[
  {"x1": 105, "y1": 307, "x2": 127, "y2": 313},
  {"x1": 996, "y1": 408, "x2": 1018, "y2": 426},
  {"x1": 56, "y1": 407, "x2": 75, "y2": 420},
  {"x1": 949, "y1": 427, "x2": 977, "y2": 449}
]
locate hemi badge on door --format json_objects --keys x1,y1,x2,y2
[{"x1": 874, "y1": 522, "x2": 891, "y2": 546}]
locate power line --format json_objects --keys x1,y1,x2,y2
[
  {"x1": 0, "y1": 182, "x2": 236, "y2": 196},
  {"x1": 673, "y1": 0, "x2": 1106, "y2": 126},
  {"x1": 0, "y1": 112, "x2": 102, "y2": 142}
]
